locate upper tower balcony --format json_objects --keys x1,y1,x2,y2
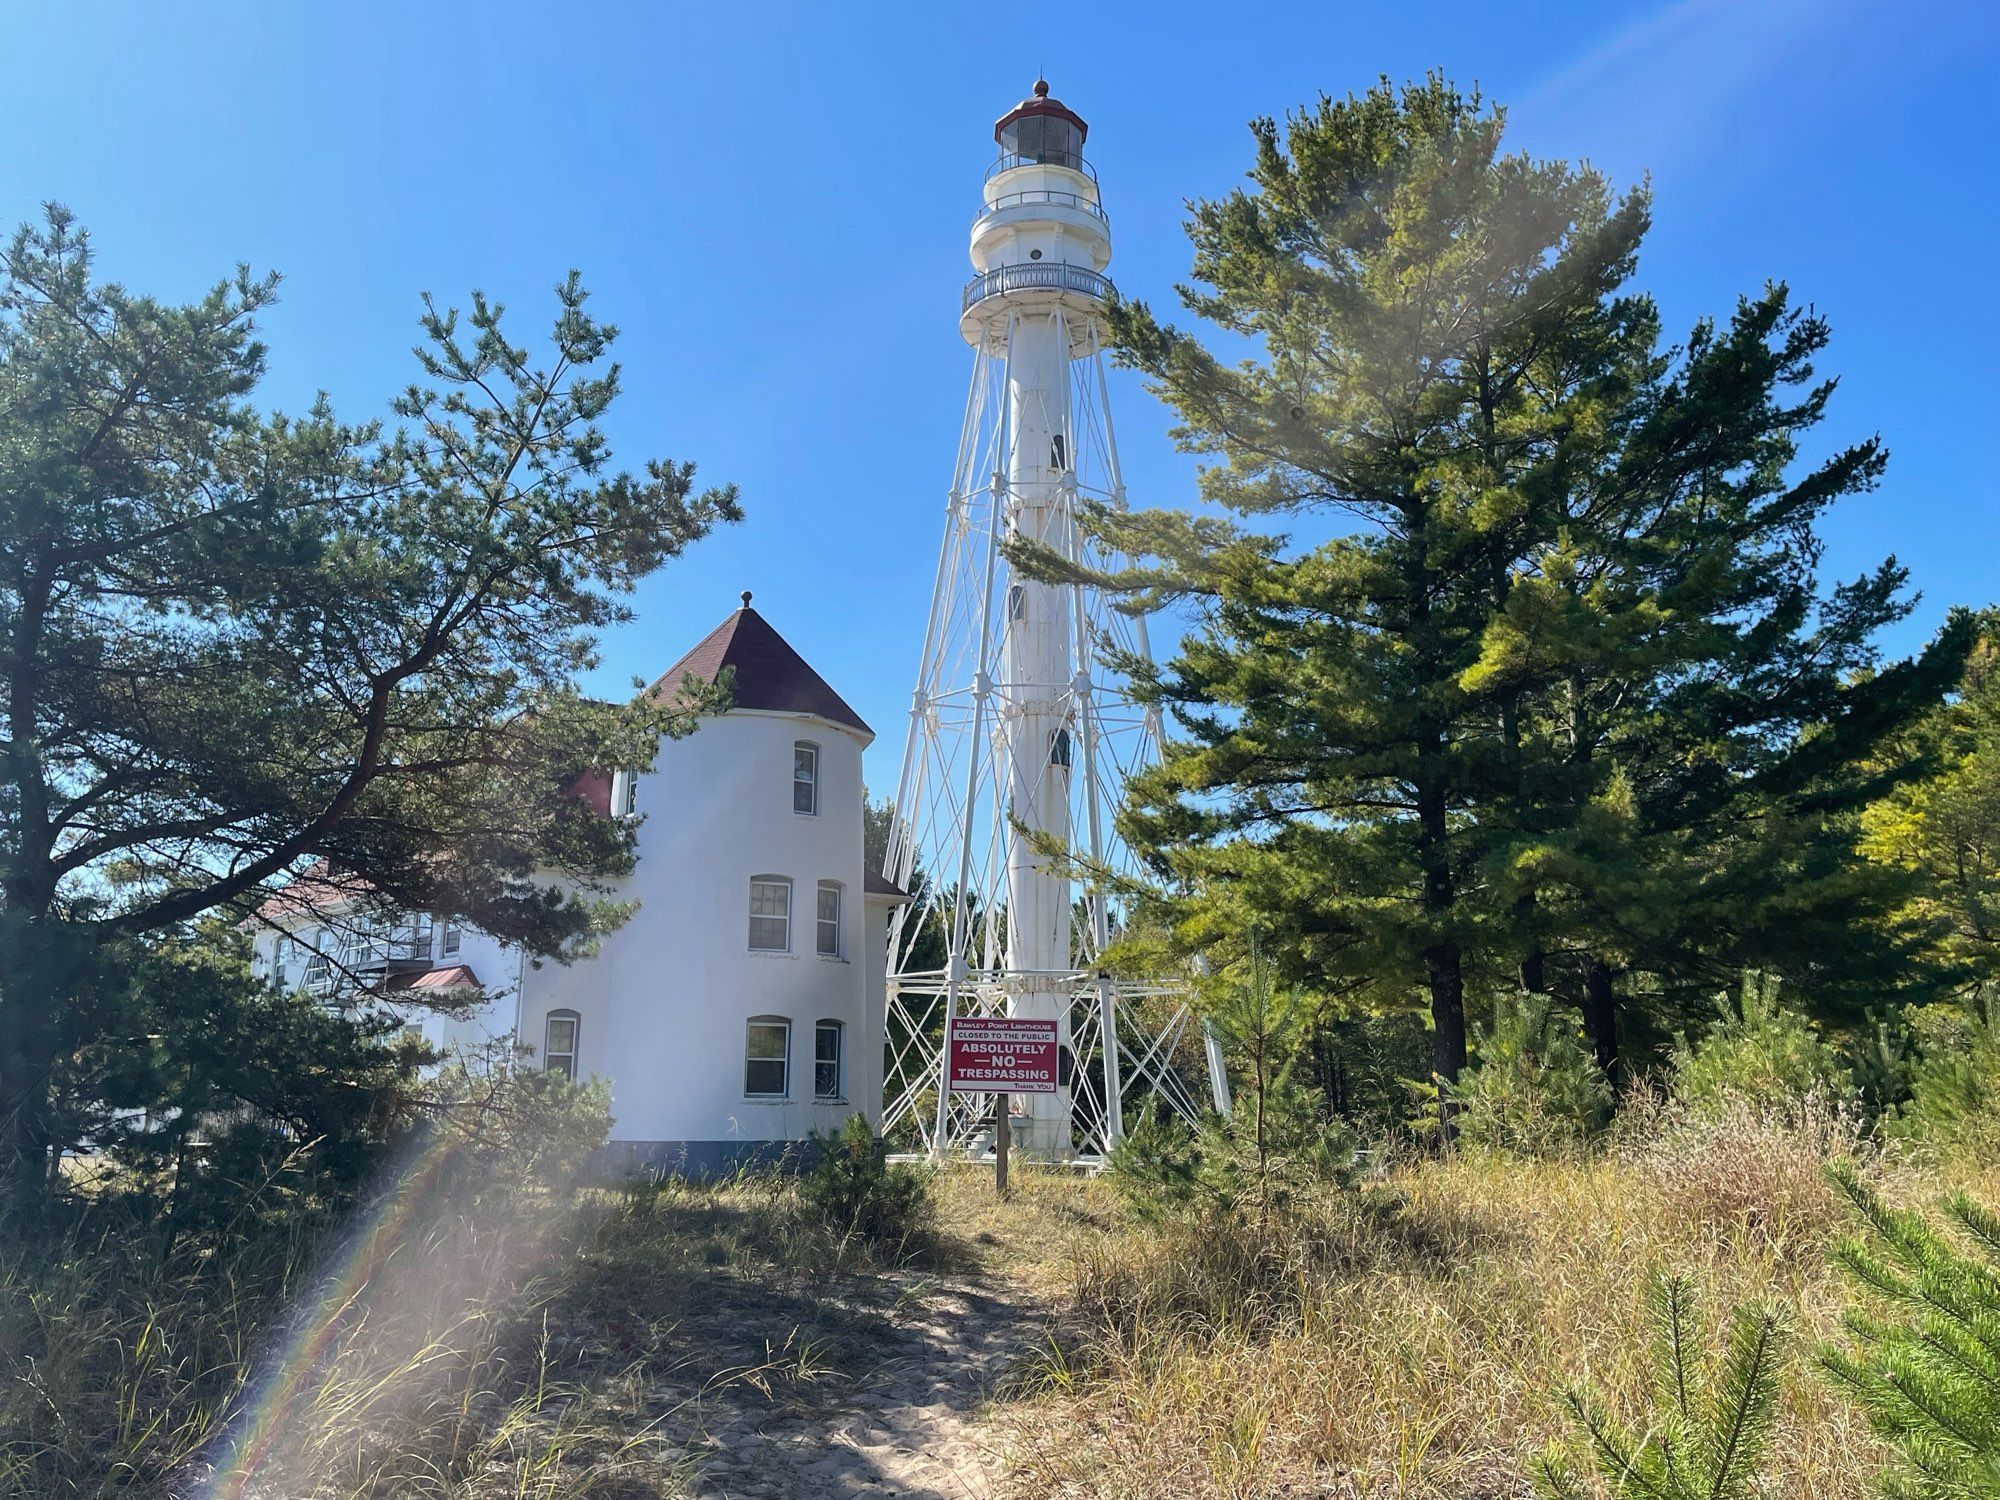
[
  {"x1": 964, "y1": 81, "x2": 1115, "y2": 349},
  {"x1": 979, "y1": 81, "x2": 1105, "y2": 227}
]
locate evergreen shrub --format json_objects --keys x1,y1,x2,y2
[
  {"x1": 1670, "y1": 973, "x2": 1855, "y2": 1119},
  {"x1": 799, "y1": 1114, "x2": 934, "y2": 1254},
  {"x1": 1453, "y1": 993, "x2": 1613, "y2": 1155},
  {"x1": 1890, "y1": 991, "x2": 2000, "y2": 1164},
  {"x1": 1535, "y1": 1269, "x2": 1790, "y2": 1500}
]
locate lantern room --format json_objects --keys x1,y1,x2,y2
[{"x1": 994, "y1": 79, "x2": 1089, "y2": 174}]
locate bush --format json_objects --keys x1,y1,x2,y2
[
  {"x1": 1110, "y1": 1086, "x2": 1360, "y2": 1225},
  {"x1": 799, "y1": 1114, "x2": 934, "y2": 1253},
  {"x1": 424, "y1": 1056, "x2": 614, "y2": 1195},
  {"x1": 1670, "y1": 973, "x2": 1855, "y2": 1119},
  {"x1": 1453, "y1": 993, "x2": 1613, "y2": 1156},
  {"x1": 1110, "y1": 961, "x2": 1358, "y2": 1224},
  {"x1": 1888, "y1": 990, "x2": 2000, "y2": 1163}
]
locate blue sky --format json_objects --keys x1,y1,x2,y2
[{"x1": 5, "y1": 1, "x2": 1995, "y2": 793}]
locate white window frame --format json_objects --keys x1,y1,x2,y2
[
  {"x1": 611, "y1": 769, "x2": 639, "y2": 818},
  {"x1": 304, "y1": 928, "x2": 331, "y2": 988},
  {"x1": 440, "y1": 917, "x2": 462, "y2": 957},
  {"x1": 748, "y1": 876, "x2": 792, "y2": 952},
  {"x1": 814, "y1": 1019, "x2": 844, "y2": 1101},
  {"x1": 815, "y1": 881, "x2": 842, "y2": 958},
  {"x1": 745, "y1": 1016, "x2": 791, "y2": 1098},
  {"x1": 544, "y1": 1009, "x2": 580, "y2": 1081},
  {"x1": 793, "y1": 742, "x2": 819, "y2": 816}
]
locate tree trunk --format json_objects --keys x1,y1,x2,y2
[
  {"x1": 0, "y1": 925, "x2": 65, "y2": 1211},
  {"x1": 1427, "y1": 941, "x2": 1468, "y2": 1083},
  {"x1": 1583, "y1": 957, "x2": 1620, "y2": 1083},
  {"x1": 1415, "y1": 771, "x2": 1465, "y2": 1086},
  {"x1": 1518, "y1": 941, "x2": 1547, "y2": 996}
]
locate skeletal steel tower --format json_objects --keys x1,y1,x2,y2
[{"x1": 882, "y1": 82, "x2": 1222, "y2": 1162}]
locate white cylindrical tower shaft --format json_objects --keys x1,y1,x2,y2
[
  {"x1": 963, "y1": 81, "x2": 1110, "y2": 1155},
  {"x1": 998, "y1": 309, "x2": 1074, "y2": 1153},
  {"x1": 887, "y1": 81, "x2": 1219, "y2": 1164}
]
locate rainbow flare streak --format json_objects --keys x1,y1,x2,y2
[{"x1": 199, "y1": 1126, "x2": 471, "y2": 1500}]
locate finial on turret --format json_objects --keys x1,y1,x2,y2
[
  {"x1": 1033, "y1": 77, "x2": 1049, "y2": 98},
  {"x1": 740, "y1": 590, "x2": 753, "y2": 610}
]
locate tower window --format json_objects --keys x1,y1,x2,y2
[
  {"x1": 749, "y1": 877, "x2": 792, "y2": 952},
  {"x1": 1050, "y1": 727, "x2": 1073, "y2": 769},
  {"x1": 1051, "y1": 433, "x2": 1067, "y2": 469},
  {"x1": 814, "y1": 1021, "x2": 844, "y2": 1100},
  {"x1": 816, "y1": 881, "x2": 843, "y2": 957},
  {"x1": 745, "y1": 1017, "x2": 791, "y2": 1098},
  {"x1": 1008, "y1": 583, "x2": 1025, "y2": 620},
  {"x1": 793, "y1": 742, "x2": 819, "y2": 816},
  {"x1": 544, "y1": 1010, "x2": 579, "y2": 1081}
]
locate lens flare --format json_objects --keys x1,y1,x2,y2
[{"x1": 198, "y1": 1127, "x2": 471, "y2": 1500}]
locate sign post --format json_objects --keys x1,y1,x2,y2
[
  {"x1": 994, "y1": 1091, "x2": 1010, "y2": 1196},
  {"x1": 945, "y1": 1017, "x2": 1058, "y2": 1197}
]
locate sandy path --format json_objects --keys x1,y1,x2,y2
[{"x1": 664, "y1": 1267, "x2": 1050, "y2": 1499}]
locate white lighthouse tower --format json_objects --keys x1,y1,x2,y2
[{"x1": 883, "y1": 83, "x2": 1220, "y2": 1161}]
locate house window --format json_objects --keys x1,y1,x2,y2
[
  {"x1": 816, "y1": 881, "x2": 842, "y2": 958},
  {"x1": 745, "y1": 1017, "x2": 790, "y2": 1097},
  {"x1": 793, "y1": 743, "x2": 819, "y2": 815},
  {"x1": 749, "y1": 877, "x2": 792, "y2": 952},
  {"x1": 544, "y1": 1010, "x2": 579, "y2": 1081},
  {"x1": 304, "y1": 929, "x2": 331, "y2": 986},
  {"x1": 612, "y1": 770, "x2": 638, "y2": 818},
  {"x1": 409, "y1": 913, "x2": 434, "y2": 962},
  {"x1": 440, "y1": 918, "x2": 461, "y2": 957},
  {"x1": 814, "y1": 1021, "x2": 843, "y2": 1100},
  {"x1": 271, "y1": 939, "x2": 292, "y2": 988}
]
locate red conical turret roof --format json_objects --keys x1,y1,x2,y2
[{"x1": 648, "y1": 598, "x2": 871, "y2": 740}]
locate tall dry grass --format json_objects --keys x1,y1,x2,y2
[
  {"x1": 0, "y1": 1163, "x2": 938, "y2": 1500},
  {"x1": 999, "y1": 1104, "x2": 1927, "y2": 1499}
]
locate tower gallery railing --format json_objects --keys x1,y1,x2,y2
[
  {"x1": 961, "y1": 261, "x2": 1115, "y2": 314},
  {"x1": 979, "y1": 188, "x2": 1109, "y2": 226},
  {"x1": 986, "y1": 149, "x2": 1098, "y2": 183}
]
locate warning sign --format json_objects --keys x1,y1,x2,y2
[{"x1": 945, "y1": 1017, "x2": 1060, "y2": 1094}]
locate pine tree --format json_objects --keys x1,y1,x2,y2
[
  {"x1": 1822, "y1": 1163, "x2": 2000, "y2": 1497},
  {"x1": 1860, "y1": 613, "x2": 2000, "y2": 995},
  {"x1": 1109, "y1": 954, "x2": 1356, "y2": 1224},
  {"x1": 0, "y1": 209, "x2": 739, "y2": 1201},
  {"x1": 1030, "y1": 76, "x2": 1964, "y2": 1092},
  {"x1": 1534, "y1": 1270, "x2": 1789, "y2": 1500},
  {"x1": 1073, "y1": 75, "x2": 1659, "y2": 1086},
  {"x1": 1452, "y1": 991, "x2": 1612, "y2": 1155}
]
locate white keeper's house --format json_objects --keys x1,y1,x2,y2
[{"x1": 246, "y1": 596, "x2": 907, "y2": 1173}]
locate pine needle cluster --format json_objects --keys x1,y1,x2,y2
[
  {"x1": 1534, "y1": 1269, "x2": 1789, "y2": 1500},
  {"x1": 1822, "y1": 1163, "x2": 2000, "y2": 1497}
]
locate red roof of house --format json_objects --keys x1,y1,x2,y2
[
  {"x1": 250, "y1": 861, "x2": 371, "y2": 923},
  {"x1": 383, "y1": 964, "x2": 482, "y2": 992},
  {"x1": 649, "y1": 599, "x2": 871, "y2": 740}
]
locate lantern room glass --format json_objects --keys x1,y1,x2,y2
[{"x1": 998, "y1": 112, "x2": 1084, "y2": 171}]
